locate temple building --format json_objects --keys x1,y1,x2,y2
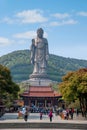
[{"x1": 20, "y1": 85, "x2": 61, "y2": 107}]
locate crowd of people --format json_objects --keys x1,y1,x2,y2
[
  {"x1": 17, "y1": 106, "x2": 54, "y2": 122},
  {"x1": 60, "y1": 108, "x2": 74, "y2": 120},
  {"x1": 17, "y1": 105, "x2": 79, "y2": 122}
]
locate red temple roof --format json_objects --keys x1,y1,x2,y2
[{"x1": 21, "y1": 86, "x2": 61, "y2": 97}]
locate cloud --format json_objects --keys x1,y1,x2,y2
[
  {"x1": 0, "y1": 9, "x2": 48, "y2": 24},
  {"x1": 1, "y1": 17, "x2": 14, "y2": 24},
  {"x1": 15, "y1": 9, "x2": 48, "y2": 23},
  {"x1": 0, "y1": 9, "x2": 79, "y2": 30},
  {"x1": 13, "y1": 30, "x2": 48, "y2": 39},
  {"x1": 52, "y1": 13, "x2": 70, "y2": 19},
  {"x1": 0, "y1": 36, "x2": 30, "y2": 48},
  {"x1": 77, "y1": 11, "x2": 87, "y2": 16},
  {"x1": 50, "y1": 19, "x2": 78, "y2": 26},
  {"x1": 49, "y1": 12, "x2": 78, "y2": 26},
  {"x1": 0, "y1": 37, "x2": 13, "y2": 46},
  {"x1": 13, "y1": 31, "x2": 36, "y2": 39}
]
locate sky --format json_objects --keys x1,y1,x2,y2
[{"x1": 0, "y1": 0, "x2": 87, "y2": 60}]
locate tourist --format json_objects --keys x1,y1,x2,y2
[
  {"x1": 17, "y1": 110, "x2": 23, "y2": 119},
  {"x1": 22, "y1": 106, "x2": 26, "y2": 114},
  {"x1": 24, "y1": 107, "x2": 29, "y2": 121},
  {"x1": 40, "y1": 111, "x2": 43, "y2": 120},
  {"x1": 69, "y1": 108, "x2": 74, "y2": 119},
  {"x1": 76, "y1": 108, "x2": 79, "y2": 116},
  {"x1": 62, "y1": 109, "x2": 68, "y2": 120},
  {"x1": 49, "y1": 109, "x2": 53, "y2": 122}
]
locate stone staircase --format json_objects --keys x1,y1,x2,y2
[{"x1": 0, "y1": 122, "x2": 87, "y2": 129}]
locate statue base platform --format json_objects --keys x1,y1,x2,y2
[
  {"x1": 21, "y1": 73, "x2": 57, "y2": 88},
  {"x1": 22, "y1": 78, "x2": 54, "y2": 86}
]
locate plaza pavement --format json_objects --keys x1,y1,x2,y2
[
  {"x1": 0, "y1": 113, "x2": 87, "y2": 130},
  {"x1": 0, "y1": 112, "x2": 87, "y2": 123}
]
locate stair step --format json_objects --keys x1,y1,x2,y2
[{"x1": 0, "y1": 122, "x2": 87, "y2": 129}]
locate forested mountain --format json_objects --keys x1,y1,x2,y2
[{"x1": 0, "y1": 49, "x2": 87, "y2": 83}]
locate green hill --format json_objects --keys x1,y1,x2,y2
[{"x1": 0, "y1": 49, "x2": 87, "y2": 83}]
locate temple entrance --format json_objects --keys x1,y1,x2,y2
[{"x1": 37, "y1": 99, "x2": 45, "y2": 107}]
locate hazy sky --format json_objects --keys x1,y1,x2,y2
[{"x1": 0, "y1": 0, "x2": 87, "y2": 60}]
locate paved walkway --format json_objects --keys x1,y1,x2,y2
[
  {"x1": 0, "y1": 113, "x2": 87, "y2": 130},
  {"x1": 0, "y1": 112, "x2": 87, "y2": 123}
]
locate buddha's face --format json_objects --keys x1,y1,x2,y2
[{"x1": 37, "y1": 28, "x2": 44, "y2": 38}]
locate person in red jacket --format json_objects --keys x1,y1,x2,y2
[{"x1": 49, "y1": 109, "x2": 53, "y2": 122}]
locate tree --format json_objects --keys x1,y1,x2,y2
[
  {"x1": 59, "y1": 68, "x2": 87, "y2": 117},
  {"x1": 0, "y1": 64, "x2": 20, "y2": 107}
]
